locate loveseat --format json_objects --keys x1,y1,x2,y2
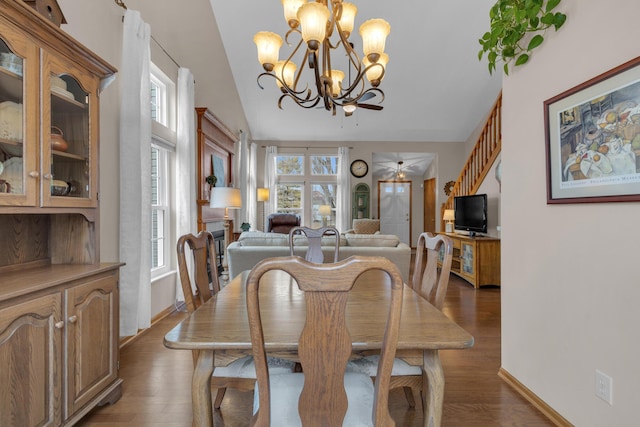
[{"x1": 226, "y1": 231, "x2": 412, "y2": 283}]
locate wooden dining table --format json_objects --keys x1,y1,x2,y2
[{"x1": 164, "y1": 268, "x2": 474, "y2": 427}]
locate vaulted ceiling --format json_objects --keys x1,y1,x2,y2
[{"x1": 208, "y1": 0, "x2": 502, "y2": 144}]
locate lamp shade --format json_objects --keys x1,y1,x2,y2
[
  {"x1": 297, "y1": 2, "x2": 330, "y2": 48},
  {"x1": 273, "y1": 60, "x2": 296, "y2": 89},
  {"x1": 281, "y1": 0, "x2": 305, "y2": 28},
  {"x1": 329, "y1": 70, "x2": 344, "y2": 97},
  {"x1": 359, "y1": 18, "x2": 390, "y2": 63},
  {"x1": 319, "y1": 204, "x2": 331, "y2": 216},
  {"x1": 210, "y1": 187, "x2": 242, "y2": 209},
  {"x1": 253, "y1": 31, "x2": 283, "y2": 71},
  {"x1": 257, "y1": 187, "x2": 270, "y2": 202},
  {"x1": 363, "y1": 52, "x2": 388, "y2": 86},
  {"x1": 443, "y1": 209, "x2": 455, "y2": 222},
  {"x1": 337, "y1": 2, "x2": 357, "y2": 37}
]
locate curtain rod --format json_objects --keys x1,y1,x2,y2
[
  {"x1": 261, "y1": 146, "x2": 353, "y2": 149},
  {"x1": 115, "y1": 0, "x2": 181, "y2": 69}
]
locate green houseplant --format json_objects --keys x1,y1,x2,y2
[{"x1": 478, "y1": 0, "x2": 566, "y2": 75}]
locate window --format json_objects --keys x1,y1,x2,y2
[
  {"x1": 150, "y1": 63, "x2": 176, "y2": 278},
  {"x1": 275, "y1": 154, "x2": 338, "y2": 226},
  {"x1": 151, "y1": 145, "x2": 169, "y2": 272}
]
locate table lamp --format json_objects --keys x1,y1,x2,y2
[
  {"x1": 210, "y1": 187, "x2": 242, "y2": 283},
  {"x1": 257, "y1": 187, "x2": 270, "y2": 231},
  {"x1": 443, "y1": 209, "x2": 455, "y2": 233},
  {"x1": 319, "y1": 204, "x2": 331, "y2": 227}
]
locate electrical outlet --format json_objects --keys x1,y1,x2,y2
[{"x1": 595, "y1": 370, "x2": 613, "y2": 405}]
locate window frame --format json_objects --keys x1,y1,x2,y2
[
  {"x1": 275, "y1": 152, "x2": 338, "y2": 226},
  {"x1": 150, "y1": 62, "x2": 176, "y2": 279},
  {"x1": 151, "y1": 143, "x2": 171, "y2": 276}
]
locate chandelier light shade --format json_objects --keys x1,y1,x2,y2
[
  {"x1": 330, "y1": 69, "x2": 345, "y2": 97},
  {"x1": 359, "y1": 18, "x2": 391, "y2": 63},
  {"x1": 253, "y1": 31, "x2": 283, "y2": 72},
  {"x1": 253, "y1": 0, "x2": 390, "y2": 116},
  {"x1": 282, "y1": 0, "x2": 305, "y2": 28},
  {"x1": 364, "y1": 53, "x2": 388, "y2": 86},
  {"x1": 297, "y1": 2, "x2": 330, "y2": 49},
  {"x1": 337, "y1": 2, "x2": 357, "y2": 37},
  {"x1": 274, "y1": 60, "x2": 297, "y2": 88}
]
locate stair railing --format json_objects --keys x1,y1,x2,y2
[{"x1": 442, "y1": 92, "x2": 502, "y2": 219}]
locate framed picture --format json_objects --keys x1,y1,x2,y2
[{"x1": 545, "y1": 55, "x2": 640, "y2": 203}]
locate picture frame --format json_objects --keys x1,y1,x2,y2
[{"x1": 544, "y1": 55, "x2": 640, "y2": 203}]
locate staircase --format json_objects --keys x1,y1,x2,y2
[{"x1": 442, "y1": 92, "x2": 502, "y2": 218}]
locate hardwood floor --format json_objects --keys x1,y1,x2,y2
[{"x1": 78, "y1": 274, "x2": 553, "y2": 426}]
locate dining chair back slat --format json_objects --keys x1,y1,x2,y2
[
  {"x1": 411, "y1": 232, "x2": 453, "y2": 310},
  {"x1": 288, "y1": 226, "x2": 340, "y2": 263}
]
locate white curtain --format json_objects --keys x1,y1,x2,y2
[
  {"x1": 235, "y1": 132, "x2": 256, "y2": 229},
  {"x1": 336, "y1": 146, "x2": 351, "y2": 232},
  {"x1": 175, "y1": 67, "x2": 196, "y2": 302},
  {"x1": 248, "y1": 141, "x2": 257, "y2": 229},
  {"x1": 264, "y1": 146, "x2": 278, "y2": 227},
  {"x1": 119, "y1": 9, "x2": 151, "y2": 337}
]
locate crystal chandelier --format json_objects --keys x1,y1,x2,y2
[{"x1": 253, "y1": 0, "x2": 390, "y2": 116}]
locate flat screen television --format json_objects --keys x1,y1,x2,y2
[{"x1": 454, "y1": 194, "x2": 487, "y2": 236}]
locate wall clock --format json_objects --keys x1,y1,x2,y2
[{"x1": 350, "y1": 159, "x2": 368, "y2": 178}]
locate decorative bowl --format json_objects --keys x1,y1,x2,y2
[{"x1": 51, "y1": 179, "x2": 69, "y2": 196}]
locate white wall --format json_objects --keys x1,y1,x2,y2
[{"x1": 502, "y1": 0, "x2": 639, "y2": 424}]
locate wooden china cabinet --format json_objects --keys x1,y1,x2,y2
[{"x1": 0, "y1": 1, "x2": 121, "y2": 426}]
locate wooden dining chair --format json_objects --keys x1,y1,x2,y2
[
  {"x1": 347, "y1": 232, "x2": 454, "y2": 409},
  {"x1": 246, "y1": 255, "x2": 403, "y2": 426},
  {"x1": 288, "y1": 226, "x2": 340, "y2": 263},
  {"x1": 177, "y1": 231, "x2": 295, "y2": 409}
]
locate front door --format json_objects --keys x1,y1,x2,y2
[{"x1": 378, "y1": 181, "x2": 411, "y2": 245}]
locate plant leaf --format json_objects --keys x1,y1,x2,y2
[
  {"x1": 515, "y1": 53, "x2": 530, "y2": 66},
  {"x1": 503, "y1": 62, "x2": 510, "y2": 76},
  {"x1": 546, "y1": 0, "x2": 561, "y2": 12},
  {"x1": 540, "y1": 12, "x2": 554, "y2": 25},
  {"x1": 527, "y1": 34, "x2": 544, "y2": 51},
  {"x1": 553, "y1": 12, "x2": 566, "y2": 29}
]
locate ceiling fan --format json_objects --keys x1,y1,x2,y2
[
  {"x1": 342, "y1": 91, "x2": 383, "y2": 116},
  {"x1": 315, "y1": 91, "x2": 383, "y2": 116}
]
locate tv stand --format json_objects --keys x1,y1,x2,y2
[{"x1": 437, "y1": 232, "x2": 500, "y2": 288}]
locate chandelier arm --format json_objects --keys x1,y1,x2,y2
[
  {"x1": 257, "y1": 72, "x2": 316, "y2": 104},
  {"x1": 278, "y1": 93, "x2": 321, "y2": 110},
  {"x1": 284, "y1": 28, "x2": 301, "y2": 47},
  {"x1": 335, "y1": 25, "x2": 363, "y2": 77}
]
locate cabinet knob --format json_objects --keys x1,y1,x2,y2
[
  {"x1": 43, "y1": 173, "x2": 54, "y2": 179},
  {"x1": 55, "y1": 321, "x2": 65, "y2": 329},
  {"x1": 29, "y1": 171, "x2": 40, "y2": 178},
  {"x1": 68, "y1": 315, "x2": 78, "y2": 323}
]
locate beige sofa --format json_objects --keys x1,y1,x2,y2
[{"x1": 226, "y1": 231, "x2": 412, "y2": 283}]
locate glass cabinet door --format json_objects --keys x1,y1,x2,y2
[
  {"x1": 42, "y1": 52, "x2": 99, "y2": 208},
  {"x1": 461, "y1": 242, "x2": 475, "y2": 276},
  {"x1": 0, "y1": 31, "x2": 38, "y2": 206}
]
